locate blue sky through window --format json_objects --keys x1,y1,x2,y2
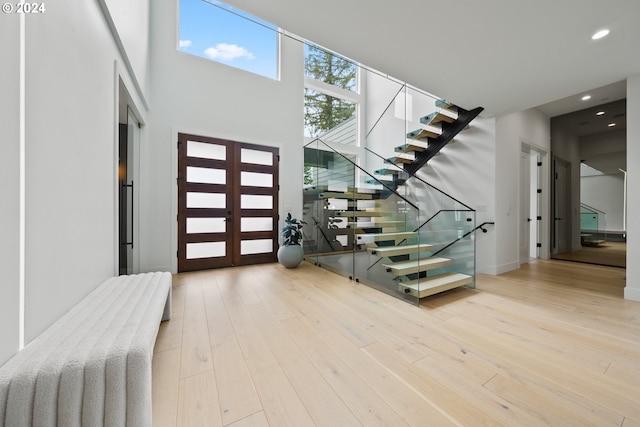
[{"x1": 179, "y1": 0, "x2": 278, "y2": 80}]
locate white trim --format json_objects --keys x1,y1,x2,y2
[
  {"x1": 113, "y1": 61, "x2": 120, "y2": 277},
  {"x1": 95, "y1": 0, "x2": 149, "y2": 111},
  {"x1": 304, "y1": 76, "x2": 362, "y2": 105},
  {"x1": 18, "y1": 5, "x2": 26, "y2": 350},
  {"x1": 488, "y1": 261, "x2": 520, "y2": 275}
]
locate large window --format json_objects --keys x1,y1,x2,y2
[
  {"x1": 304, "y1": 44, "x2": 359, "y2": 142},
  {"x1": 179, "y1": 0, "x2": 279, "y2": 80}
]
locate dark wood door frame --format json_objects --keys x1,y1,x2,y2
[{"x1": 178, "y1": 133, "x2": 279, "y2": 272}]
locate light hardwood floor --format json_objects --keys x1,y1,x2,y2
[{"x1": 152, "y1": 259, "x2": 640, "y2": 427}]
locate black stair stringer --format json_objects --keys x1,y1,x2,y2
[{"x1": 404, "y1": 106, "x2": 484, "y2": 177}]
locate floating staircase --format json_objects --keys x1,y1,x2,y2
[{"x1": 303, "y1": 99, "x2": 483, "y2": 302}]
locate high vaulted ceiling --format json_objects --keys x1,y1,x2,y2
[{"x1": 224, "y1": 0, "x2": 640, "y2": 118}]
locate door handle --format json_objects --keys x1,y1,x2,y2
[{"x1": 527, "y1": 218, "x2": 532, "y2": 222}]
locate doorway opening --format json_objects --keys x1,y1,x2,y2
[{"x1": 118, "y1": 80, "x2": 141, "y2": 275}]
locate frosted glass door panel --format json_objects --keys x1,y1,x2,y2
[
  {"x1": 241, "y1": 195, "x2": 272, "y2": 209},
  {"x1": 186, "y1": 241, "x2": 226, "y2": 259},
  {"x1": 187, "y1": 141, "x2": 226, "y2": 160},
  {"x1": 187, "y1": 167, "x2": 226, "y2": 184},
  {"x1": 241, "y1": 171, "x2": 273, "y2": 188},
  {"x1": 241, "y1": 217, "x2": 273, "y2": 232},
  {"x1": 241, "y1": 239, "x2": 272, "y2": 255},
  {"x1": 187, "y1": 217, "x2": 226, "y2": 234},
  {"x1": 241, "y1": 148, "x2": 273, "y2": 166},
  {"x1": 187, "y1": 192, "x2": 226, "y2": 209}
]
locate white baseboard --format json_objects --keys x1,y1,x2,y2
[
  {"x1": 624, "y1": 287, "x2": 640, "y2": 302},
  {"x1": 480, "y1": 261, "x2": 519, "y2": 276}
]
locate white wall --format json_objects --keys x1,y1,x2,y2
[
  {"x1": 0, "y1": 14, "x2": 21, "y2": 365},
  {"x1": 580, "y1": 173, "x2": 625, "y2": 232},
  {"x1": 626, "y1": 75, "x2": 640, "y2": 302},
  {"x1": 144, "y1": 1, "x2": 304, "y2": 273},
  {"x1": 102, "y1": 0, "x2": 150, "y2": 97},
  {"x1": 17, "y1": 1, "x2": 146, "y2": 349},
  {"x1": 494, "y1": 108, "x2": 551, "y2": 274},
  {"x1": 416, "y1": 117, "x2": 497, "y2": 274}
]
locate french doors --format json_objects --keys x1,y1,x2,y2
[{"x1": 178, "y1": 133, "x2": 279, "y2": 272}]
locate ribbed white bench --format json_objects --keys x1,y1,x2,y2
[{"x1": 0, "y1": 271, "x2": 171, "y2": 427}]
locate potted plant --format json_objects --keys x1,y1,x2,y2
[{"x1": 278, "y1": 213, "x2": 306, "y2": 268}]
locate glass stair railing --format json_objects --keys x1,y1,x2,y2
[
  {"x1": 303, "y1": 138, "x2": 476, "y2": 305},
  {"x1": 580, "y1": 203, "x2": 607, "y2": 246}
]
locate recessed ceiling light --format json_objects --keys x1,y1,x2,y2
[
  {"x1": 581, "y1": 95, "x2": 591, "y2": 101},
  {"x1": 608, "y1": 123, "x2": 616, "y2": 127},
  {"x1": 592, "y1": 29, "x2": 610, "y2": 40},
  {"x1": 596, "y1": 111, "x2": 605, "y2": 116}
]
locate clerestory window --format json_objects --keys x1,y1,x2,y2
[{"x1": 178, "y1": 0, "x2": 279, "y2": 80}]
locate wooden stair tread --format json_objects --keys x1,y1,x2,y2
[
  {"x1": 347, "y1": 221, "x2": 404, "y2": 228},
  {"x1": 385, "y1": 155, "x2": 414, "y2": 165},
  {"x1": 330, "y1": 211, "x2": 389, "y2": 217},
  {"x1": 421, "y1": 111, "x2": 456, "y2": 126},
  {"x1": 368, "y1": 243, "x2": 434, "y2": 257},
  {"x1": 319, "y1": 191, "x2": 374, "y2": 200},
  {"x1": 356, "y1": 232, "x2": 418, "y2": 242},
  {"x1": 399, "y1": 272, "x2": 472, "y2": 298},
  {"x1": 407, "y1": 127, "x2": 441, "y2": 140},
  {"x1": 374, "y1": 168, "x2": 401, "y2": 175},
  {"x1": 435, "y1": 99, "x2": 459, "y2": 112},
  {"x1": 383, "y1": 257, "x2": 452, "y2": 275},
  {"x1": 395, "y1": 140, "x2": 430, "y2": 153}
]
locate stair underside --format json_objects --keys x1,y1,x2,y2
[
  {"x1": 368, "y1": 243, "x2": 434, "y2": 257},
  {"x1": 384, "y1": 257, "x2": 452, "y2": 275},
  {"x1": 357, "y1": 232, "x2": 417, "y2": 242},
  {"x1": 399, "y1": 272, "x2": 472, "y2": 298}
]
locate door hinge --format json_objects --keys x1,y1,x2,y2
[
  {"x1": 537, "y1": 189, "x2": 542, "y2": 193},
  {"x1": 176, "y1": 251, "x2": 179, "y2": 258},
  {"x1": 177, "y1": 140, "x2": 181, "y2": 148},
  {"x1": 536, "y1": 243, "x2": 542, "y2": 248},
  {"x1": 537, "y1": 216, "x2": 542, "y2": 221},
  {"x1": 537, "y1": 161, "x2": 542, "y2": 166}
]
